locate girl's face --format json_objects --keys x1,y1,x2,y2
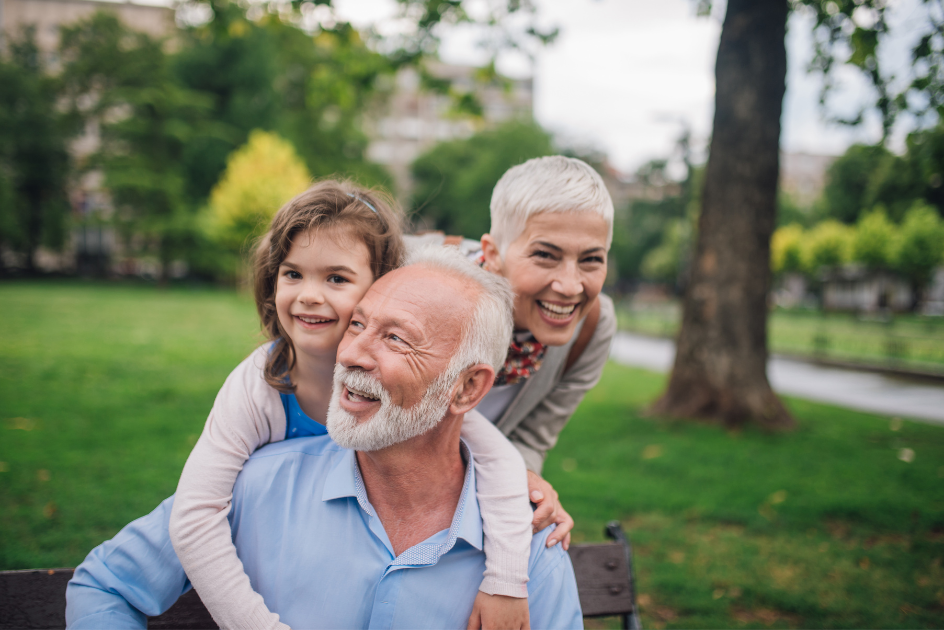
[
  {"x1": 482, "y1": 211, "x2": 609, "y2": 347},
  {"x1": 275, "y1": 226, "x2": 374, "y2": 362}
]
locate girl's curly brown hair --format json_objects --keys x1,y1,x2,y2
[{"x1": 253, "y1": 180, "x2": 405, "y2": 392}]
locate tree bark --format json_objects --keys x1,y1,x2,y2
[{"x1": 651, "y1": 0, "x2": 795, "y2": 429}]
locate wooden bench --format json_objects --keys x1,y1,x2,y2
[{"x1": 0, "y1": 521, "x2": 638, "y2": 629}]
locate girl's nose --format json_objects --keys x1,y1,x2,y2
[{"x1": 298, "y1": 281, "x2": 325, "y2": 305}]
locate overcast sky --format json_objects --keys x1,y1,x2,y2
[{"x1": 332, "y1": 0, "x2": 933, "y2": 175}]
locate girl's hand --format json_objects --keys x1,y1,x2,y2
[
  {"x1": 466, "y1": 592, "x2": 530, "y2": 630},
  {"x1": 527, "y1": 470, "x2": 574, "y2": 550}
]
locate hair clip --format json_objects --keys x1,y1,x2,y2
[{"x1": 347, "y1": 192, "x2": 378, "y2": 214}]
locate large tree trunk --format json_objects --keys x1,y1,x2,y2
[{"x1": 651, "y1": 0, "x2": 794, "y2": 429}]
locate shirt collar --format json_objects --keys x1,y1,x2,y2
[{"x1": 322, "y1": 439, "x2": 483, "y2": 552}]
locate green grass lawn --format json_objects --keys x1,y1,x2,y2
[
  {"x1": 2, "y1": 281, "x2": 943, "y2": 628},
  {"x1": 618, "y1": 301, "x2": 944, "y2": 373}
]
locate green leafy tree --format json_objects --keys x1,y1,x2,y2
[
  {"x1": 174, "y1": 3, "x2": 393, "y2": 200},
  {"x1": 641, "y1": 218, "x2": 693, "y2": 286},
  {"x1": 410, "y1": 120, "x2": 553, "y2": 238},
  {"x1": 206, "y1": 130, "x2": 311, "y2": 256},
  {"x1": 851, "y1": 207, "x2": 896, "y2": 269},
  {"x1": 803, "y1": 220, "x2": 853, "y2": 274},
  {"x1": 60, "y1": 13, "x2": 215, "y2": 281},
  {"x1": 0, "y1": 28, "x2": 71, "y2": 274},
  {"x1": 819, "y1": 144, "x2": 891, "y2": 224},
  {"x1": 893, "y1": 201, "x2": 944, "y2": 309},
  {"x1": 770, "y1": 224, "x2": 805, "y2": 276}
]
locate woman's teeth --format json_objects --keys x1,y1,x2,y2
[
  {"x1": 347, "y1": 387, "x2": 379, "y2": 402},
  {"x1": 297, "y1": 316, "x2": 332, "y2": 324},
  {"x1": 537, "y1": 301, "x2": 577, "y2": 319}
]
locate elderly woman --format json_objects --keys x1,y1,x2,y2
[
  {"x1": 416, "y1": 155, "x2": 616, "y2": 550},
  {"x1": 477, "y1": 155, "x2": 615, "y2": 548}
]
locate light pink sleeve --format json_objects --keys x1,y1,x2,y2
[
  {"x1": 461, "y1": 409, "x2": 532, "y2": 598},
  {"x1": 169, "y1": 345, "x2": 290, "y2": 630}
]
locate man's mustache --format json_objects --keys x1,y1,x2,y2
[{"x1": 334, "y1": 364, "x2": 389, "y2": 404}]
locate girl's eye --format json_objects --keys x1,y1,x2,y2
[
  {"x1": 327, "y1": 274, "x2": 349, "y2": 284},
  {"x1": 284, "y1": 269, "x2": 302, "y2": 280}
]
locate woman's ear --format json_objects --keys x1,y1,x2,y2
[
  {"x1": 480, "y1": 234, "x2": 502, "y2": 274},
  {"x1": 449, "y1": 364, "x2": 496, "y2": 416}
]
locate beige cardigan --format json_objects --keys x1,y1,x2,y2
[{"x1": 496, "y1": 293, "x2": 616, "y2": 474}]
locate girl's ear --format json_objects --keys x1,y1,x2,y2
[{"x1": 480, "y1": 234, "x2": 502, "y2": 274}]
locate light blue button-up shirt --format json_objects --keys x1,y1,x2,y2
[{"x1": 66, "y1": 436, "x2": 583, "y2": 629}]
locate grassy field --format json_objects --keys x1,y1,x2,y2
[
  {"x1": 2, "y1": 281, "x2": 943, "y2": 628},
  {"x1": 618, "y1": 301, "x2": 944, "y2": 373}
]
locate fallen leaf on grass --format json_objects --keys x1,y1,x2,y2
[
  {"x1": 43, "y1": 502, "x2": 58, "y2": 519},
  {"x1": 637, "y1": 594, "x2": 652, "y2": 607},
  {"x1": 37, "y1": 469, "x2": 50, "y2": 482},
  {"x1": 898, "y1": 447, "x2": 915, "y2": 463},
  {"x1": 669, "y1": 551, "x2": 685, "y2": 564},
  {"x1": 859, "y1": 557, "x2": 871, "y2": 570},
  {"x1": 0, "y1": 461, "x2": 7, "y2": 472},
  {"x1": 7, "y1": 417, "x2": 38, "y2": 431},
  {"x1": 642, "y1": 444, "x2": 663, "y2": 460}
]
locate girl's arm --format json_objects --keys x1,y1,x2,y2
[
  {"x1": 461, "y1": 409, "x2": 533, "y2": 629},
  {"x1": 169, "y1": 346, "x2": 289, "y2": 630}
]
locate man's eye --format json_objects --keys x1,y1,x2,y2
[
  {"x1": 581, "y1": 256, "x2": 605, "y2": 265},
  {"x1": 389, "y1": 334, "x2": 403, "y2": 343},
  {"x1": 349, "y1": 320, "x2": 364, "y2": 330},
  {"x1": 532, "y1": 250, "x2": 555, "y2": 260}
]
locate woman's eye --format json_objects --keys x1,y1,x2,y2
[
  {"x1": 532, "y1": 250, "x2": 555, "y2": 260},
  {"x1": 581, "y1": 256, "x2": 605, "y2": 265},
  {"x1": 349, "y1": 319, "x2": 364, "y2": 330}
]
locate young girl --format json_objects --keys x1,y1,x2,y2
[{"x1": 169, "y1": 181, "x2": 534, "y2": 630}]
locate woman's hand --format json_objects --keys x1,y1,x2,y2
[
  {"x1": 466, "y1": 592, "x2": 530, "y2": 630},
  {"x1": 527, "y1": 470, "x2": 574, "y2": 550}
]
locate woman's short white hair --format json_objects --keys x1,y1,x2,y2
[
  {"x1": 405, "y1": 245, "x2": 513, "y2": 377},
  {"x1": 489, "y1": 155, "x2": 614, "y2": 255}
]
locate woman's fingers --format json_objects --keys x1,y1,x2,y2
[{"x1": 546, "y1": 508, "x2": 574, "y2": 548}]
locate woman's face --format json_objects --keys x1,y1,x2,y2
[{"x1": 483, "y1": 211, "x2": 609, "y2": 347}]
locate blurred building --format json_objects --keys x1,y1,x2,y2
[
  {"x1": 365, "y1": 63, "x2": 533, "y2": 197},
  {"x1": 780, "y1": 152, "x2": 836, "y2": 207},
  {"x1": 0, "y1": 0, "x2": 173, "y2": 53}
]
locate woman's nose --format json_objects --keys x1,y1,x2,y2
[{"x1": 551, "y1": 262, "x2": 583, "y2": 297}]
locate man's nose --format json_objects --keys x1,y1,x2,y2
[
  {"x1": 551, "y1": 261, "x2": 583, "y2": 297},
  {"x1": 337, "y1": 329, "x2": 378, "y2": 372}
]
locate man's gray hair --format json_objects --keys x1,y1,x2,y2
[
  {"x1": 405, "y1": 245, "x2": 513, "y2": 376},
  {"x1": 489, "y1": 155, "x2": 614, "y2": 255}
]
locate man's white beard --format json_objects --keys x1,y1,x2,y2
[{"x1": 326, "y1": 363, "x2": 457, "y2": 451}]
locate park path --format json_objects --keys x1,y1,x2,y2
[{"x1": 609, "y1": 332, "x2": 944, "y2": 426}]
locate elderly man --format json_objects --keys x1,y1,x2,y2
[{"x1": 65, "y1": 248, "x2": 583, "y2": 630}]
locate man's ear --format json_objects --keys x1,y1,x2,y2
[
  {"x1": 449, "y1": 364, "x2": 495, "y2": 416},
  {"x1": 480, "y1": 235, "x2": 502, "y2": 274}
]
